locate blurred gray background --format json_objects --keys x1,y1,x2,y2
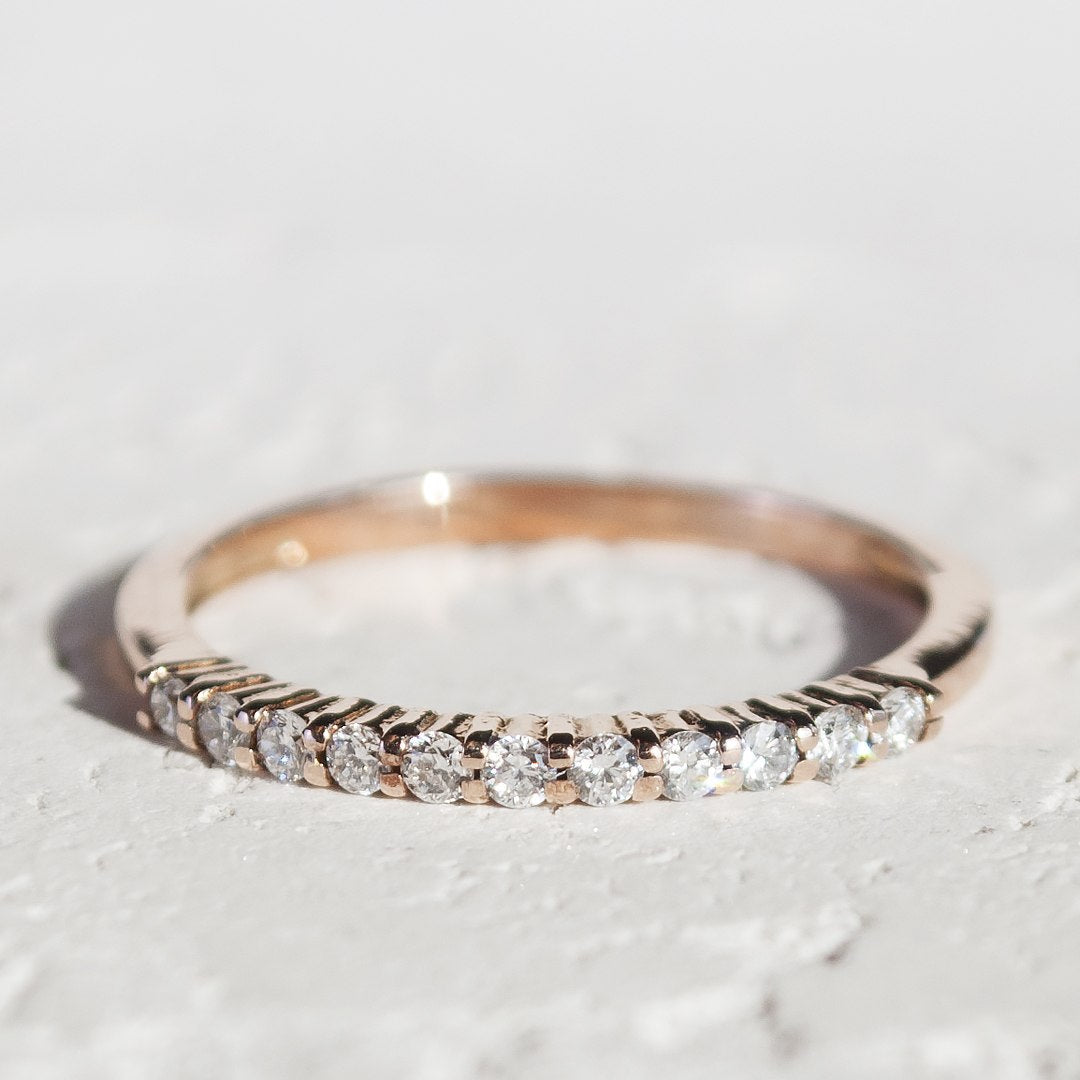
[{"x1": 2, "y1": 4, "x2": 1079, "y2": 1078}]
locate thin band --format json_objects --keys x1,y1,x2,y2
[{"x1": 115, "y1": 473, "x2": 991, "y2": 807}]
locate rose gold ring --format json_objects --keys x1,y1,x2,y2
[{"x1": 115, "y1": 473, "x2": 991, "y2": 808}]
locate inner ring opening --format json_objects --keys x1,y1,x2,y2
[
  {"x1": 179, "y1": 477, "x2": 928, "y2": 712},
  {"x1": 191, "y1": 540, "x2": 922, "y2": 714}
]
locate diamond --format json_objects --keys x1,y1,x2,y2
[
  {"x1": 326, "y1": 721, "x2": 383, "y2": 795},
  {"x1": 196, "y1": 692, "x2": 247, "y2": 766},
  {"x1": 149, "y1": 675, "x2": 185, "y2": 739},
  {"x1": 739, "y1": 721, "x2": 798, "y2": 790},
  {"x1": 482, "y1": 734, "x2": 556, "y2": 808},
  {"x1": 401, "y1": 731, "x2": 467, "y2": 803},
  {"x1": 568, "y1": 733, "x2": 643, "y2": 806},
  {"x1": 880, "y1": 686, "x2": 927, "y2": 754},
  {"x1": 808, "y1": 704, "x2": 870, "y2": 782},
  {"x1": 256, "y1": 709, "x2": 307, "y2": 783},
  {"x1": 660, "y1": 730, "x2": 725, "y2": 800}
]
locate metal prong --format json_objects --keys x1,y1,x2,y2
[
  {"x1": 236, "y1": 684, "x2": 321, "y2": 716},
  {"x1": 380, "y1": 773, "x2": 407, "y2": 798},
  {"x1": 746, "y1": 696, "x2": 816, "y2": 727},
  {"x1": 462, "y1": 713, "x2": 499, "y2": 770},
  {"x1": 381, "y1": 708, "x2": 429, "y2": 765},
  {"x1": 545, "y1": 779, "x2": 577, "y2": 805},
  {"x1": 714, "y1": 767, "x2": 744, "y2": 794},
  {"x1": 135, "y1": 658, "x2": 238, "y2": 696},
  {"x1": 579, "y1": 713, "x2": 616, "y2": 739},
  {"x1": 619, "y1": 712, "x2": 663, "y2": 774},
  {"x1": 177, "y1": 671, "x2": 277, "y2": 723},
  {"x1": 505, "y1": 713, "x2": 544, "y2": 738},
  {"x1": 545, "y1": 715, "x2": 576, "y2": 768},
  {"x1": 802, "y1": 679, "x2": 881, "y2": 711},
  {"x1": 852, "y1": 666, "x2": 942, "y2": 710},
  {"x1": 233, "y1": 747, "x2": 261, "y2": 773},
  {"x1": 795, "y1": 725, "x2": 819, "y2": 755},
  {"x1": 303, "y1": 760, "x2": 331, "y2": 787},
  {"x1": 789, "y1": 758, "x2": 820, "y2": 783},
  {"x1": 632, "y1": 776, "x2": 663, "y2": 802},
  {"x1": 462, "y1": 779, "x2": 488, "y2": 804},
  {"x1": 177, "y1": 722, "x2": 199, "y2": 752},
  {"x1": 718, "y1": 734, "x2": 743, "y2": 768}
]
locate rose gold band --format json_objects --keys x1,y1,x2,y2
[{"x1": 114, "y1": 473, "x2": 991, "y2": 806}]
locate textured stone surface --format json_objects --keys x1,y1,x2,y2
[{"x1": 4, "y1": 2, "x2": 1080, "y2": 1077}]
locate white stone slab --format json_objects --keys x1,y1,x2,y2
[{"x1": 2, "y1": 2, "x2": 1079, "y2": 1076}]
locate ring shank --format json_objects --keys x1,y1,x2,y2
[{"x1": 115, "y1": 474, "x2": 991, "y2": 711}]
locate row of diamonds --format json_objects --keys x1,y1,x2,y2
[{"x1": 136, "y1": 662, "x2": 938, "y2": 807}]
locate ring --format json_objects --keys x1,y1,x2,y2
[{"x1": 115, "y1": 473, "x2": 991, "y2": 808}]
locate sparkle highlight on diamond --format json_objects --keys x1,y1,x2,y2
[
  {"x1": 326, "y1": 720, "x2": 383, "y2": 795},
  {"x1": 401, "y1": 731, "x2": 467, "y2": 804},
  {"x1": 809, "y1": 704, "x2": 870, "y2": 782},
  {"x1": 196, "y1": 692, "x2": 247, "y2": 767},
  {"x1": 256, "y1": 708, "x2": 307, "y2": 783},
  {"x1": 149, "y1": 675, "x2": 185, "y2": 739},
  {"x1": 739, "y1": 721, "x2": 798, "y2": 791},
  {"x1": 660, "y1": 730, "x2": 726, "y2": 800},
  {"x1": 482, "y1": 734, "x2": 556, "y2": 808},
  {"x1": 568, "y1": 733, "x2": 643, "y2": 806},
  {"x1": 881, "y1": 686, "x2": 928, "y2": 753}
]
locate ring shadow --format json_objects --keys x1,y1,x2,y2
[
  {"x1": 49, "y1": 560, "x2": 152, "y2": 736},
  {"x1": 49, "y1": 560, "x2": 922, "y2": 739}
]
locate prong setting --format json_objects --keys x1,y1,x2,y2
[{"x1": 130, "y1": 659, "x2": 949, "y2": 806}]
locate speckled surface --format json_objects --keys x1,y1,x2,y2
[{"x1": 3, "y1": 3, "x2": 1080, "y2": 1078}]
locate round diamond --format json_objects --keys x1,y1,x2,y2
[
  {"x1": 256, "y1": 708, "x2": 307, "y2": 783},
  {"x1": 482, "y1": 734, "x2": 556, "y2": 808},
  {"x1": 196, "y1": 693, "x2": 247, "y2": 766},
  {"x1": 880, "y1": 686, "x2": 927, "y2": 754},
  {"x1": 660, "y1": 730, "x2": 725, "y2": 800},
  {"x1": 809, "y1": 704, "x2": 870, "y2": 782},
  {"x1": 568, "y1": 733, "x2": 643, "y2": 807},
  {"x1": 739, "y1": 721, "x2": 798, "y2": 791},
  {"x1": 326, "y1": 721, "x2": 383, "y2": 795},
  {"x1": 401, "y1": 731, "x2": 467, "y2": 804},
  {"x1": 149, "y1": 675, "x2": 185, "y2": 738}
]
